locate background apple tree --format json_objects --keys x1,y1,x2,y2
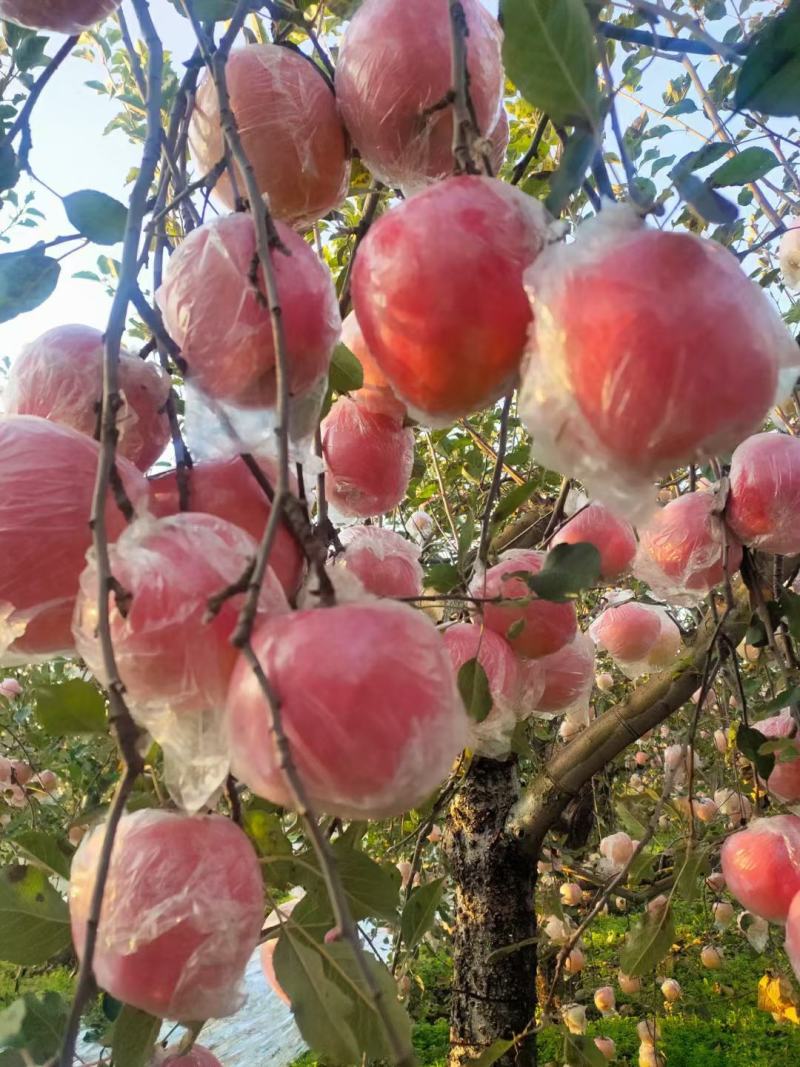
[{"x1": 1, "y1": 2, "x2": 800, "y2": 1067}]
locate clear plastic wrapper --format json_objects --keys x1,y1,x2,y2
[
  {"x1": 751, "y1": 710, "x2": 800, "y2": 802},
  {"x1": 148, "y1": 455, "x2": 305, "y2": 597},
  {"x1": 488, "y1": 108, "x2": 510, "y2": 175},
  {"x1": 352, "y1": 175, "x2": 550, "y2": 424},
  {"x1": 69, "y1": 810, "x2": 264, "y2": 1020},
  {"x1": 406, "y1": 510, "x2": 434, "y2": 543},
  {"x1": 442, "y1": 622, "x2": 522, "y2": 758},
  {"x1": 0, "y1": 415, "x2": 147, "y2": 665},
  {"x1": 226, "y1": 599, "x2": 467, "y2": 819},
  {"x1": 321, "y1": 388, "x2": 414, "y2": 518},
  {"x1": 153, "y1": 1045, "x2": 222, "y2": 1067},
  {"x1": 634, "y1": 491, "x2": 742, "y2": 606},
  {"x1": 599, "y1": 831, "x2": 637, "y2": 872},
  {"x1": 156, "y1": 213, "x2": 340, "y2": 410},
  {"x1": 721, "y1": 814, "x2": 800, "y2": 923},
  {"x1": 0, "y1": 0, "x2": 119, "y2": 31},
  {"x1": 4, "y1": 324, "x2": 171, "y2": 472},
  {"x1": 525, "y1": 631, "x2": 595, "y2": 717},
  {"x1": 589, "y1": 601, "x2": 681, "y2": 679},
  {"x1": 189, "y1": 44, "x2": 349, "y2": 227},
  {"x1": 727, "y1": 432, "x2": 800, "y2": 556},
  {"x1": 549, "y1": 501, "x2": 636, "y2": 582},
  {"x1": 73, "y1": 513, "x2": 288, "y2": 811},
  {"x1": 336, "y1": 0, "x2": 503, "y2": 192},
  {"x1": 469, "y1": 549, "x2": 577, "y2": 660},
  {"x1": 779, "y1": 227, "x2": 800, "y2": 290},
  {"x1": 519, "y1": 204, "x2": 799, "y2": 518},
  {"x1": 328, "y1": 525, "x2": 423, "y2": 600}
]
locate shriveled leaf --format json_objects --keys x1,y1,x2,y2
[
  {"x1": 329, "y1": 342, "x2": 364, "y2": 395},
  {"x1": 457, "y1": 658, "x2": 493, "y2": 723},
  {"x1": 501, "y1": 0, "x2": 601, "y2": 127},
  {"x1": 0, "y1": 866, "x2": 71, "y2": 965},
  {"x1": 620, "y1": 904, "x2": 675, "y2": 976},
  {"x1": 14, "y1": 831, "x2": 72, "y2": 880},
  {"x1": 400, "y1": 877, "x2": 445, "y2": 950},
  {"x1": 111, "y1": 1006, "x2": 161, "y2": 1067},
  {"x1": 34, "y1": 679, "x2": 107, "y2": 735},
  {"x1": 64, "y1": 189, "x2": 127, "y2": 245},
  {"x1": 0, "y1": 248, "x2": 60, "y2": 323},
  {"x1": 735, "y1": 2, "x2": 800, "y2": 116},
  {"x1": 710, "y1": 147, "x2": 779, "y2": 186},
  {"x1": 758, "y1": 973, "x2": 800, "y2": 1024}
]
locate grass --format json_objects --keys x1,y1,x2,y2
[{"x1": 0, "y1": 961, "x2": 75, "y2": 1008}]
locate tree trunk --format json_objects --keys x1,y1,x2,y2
[{"x1": 444, "y1": 756, "x2": 538, "y2": 1067}]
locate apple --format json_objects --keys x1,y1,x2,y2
[
  {"x1": 550, "y1": 502, "x2": 637, "y2": 581},
  {"x1": 721, "y1": 814, "x2": 800, "y2": 921},
  {"x1": 727, "y1": 432, "x2": 800, "y2": 555},
  {"x1": 329, "y1": 525, "x2": 423, "y2": 600},
  {"x1": 0, "y1": 0, "x2": 119, "y2": 32}
]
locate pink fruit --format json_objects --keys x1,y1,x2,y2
[
  {"x1": 700, "y1": 944, "x2": 723, "y2": 969},
  {"x1": 0, "y1": 416, "x2": 147, "y2": 662},
  {"x1": 9, "y1": 760, "x2": 31, "y2": 786},
  {"x1": 550, "y1": 502, "x2": 636, "y2": 581},
  {"x1": 0, "y1": 0, "x2": 119, "y2": 31},
  {"x1": 727, "y1": 433, "x2": 800, "y2": 555},
  {"x1": 528, "y1": 632, "x2": 594, "y2": 713},
  {"x1": 159, "y1": 1046, "x2": 222, "y2": 1067},
  {"x1": 341, "y1": 311, "x2": 397, "y2": 398},
  {"x1": 594, "y1": 1036, "x2": 616, "y2": 1062},
  {"x1": 148, "y1": 456, "x2": 304, "y2": 597},
  {"x1": 156, "y1": 213, "x2": 340, "y2": 409},
  {"x1": 336, "y1": 0, "x2": 503, "y2": 190},
  {"x1": 469, "y1": 550, "x2": 577, "y2": 660},
  {"x1": 352, "y1": 176, "x2": 549, "y2": 421},
  {"x1": 0, "y1": 678, "x2": 22, "y2": 698},
  {"x1": 634, "y1": 492, "x2": 741, "y2": 604},
  {"x1": 519, "y1": 209, "x2": 795, "y2": 509},
  {"x1": 189, "y1": 44, "x2": 348, "y2": 226},
  {"x1": 443, "y1": 623, "x2": 522, "y2": 746},
  {"x1": 260, "y1": 895, "x2": 302, "y2": 1007},
  {"x1": 74, "y1": 513, "x2": 287, "y2": 715},
  {"x1": 226, "y1": 600, "x2": 466, "y2": 819},
  {"x1": 69, "y1": 811, "x2": 264, "y2": 1019},
  {"x1": 329, "y1": 526, "x2": 423, "y2": 600},
  {"x1": 784, "y1": 890, "x2": 800, "y2": 982},
  {"x1": 560, "y1": 882, "x2": 583, "y2": 906},
  {"x1": 5, "y1": 325, "x2": 171, "y2": 471},
  {"x1": 594, "y1": 986, "x2": 616, "y2": 1014},
  {"x1": 751, "y1": 711, "x2": 800, "y2": 802},
  {"x1": 618, "y1": 972, "x2": 641, "y2": 995},
  {"x1": 321, "y1": 389, "x2": 414, "y2": 518},
  {"x1": 589, "y1": 602, "x2": 663, "y2": 663},
  {"x1": 600, "y1": 832, "x2": 636, "y2": 869},
  {"x1": 721, "y1": 814, "x2": 800, "y2": 921}
]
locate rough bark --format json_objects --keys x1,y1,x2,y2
[{"x1": 444, "y1": 757, "x2": 537, "y2": 1067}]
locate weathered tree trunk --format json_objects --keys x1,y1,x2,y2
[{"x1": 444, "y1": 757, "x2": 538, "y2": 1067}]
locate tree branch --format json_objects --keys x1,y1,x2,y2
[
  {"x1": 597, "y1": 20, "x2": 746, "y2": 58},
  {"x1": 2, "y1": 35, "x2": 79, "y2": 169}
]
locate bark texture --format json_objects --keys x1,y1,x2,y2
[{"x1": 444, "y1": 757, "x2": 537, "y2": 1067}]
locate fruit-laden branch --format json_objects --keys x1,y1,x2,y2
[
  {"x1": 181, "y1": 6, "x2": 415, "y2": 1065},
  {"x1": 56, "y1": 1, "x2": 165, "y2": 1063},
  {"x1": 508, "y1": 596, "x2": 750, "y2": 851}
]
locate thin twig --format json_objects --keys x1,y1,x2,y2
[
  {"x1": 1, "y1": 35, "x2": 79, "y2": 169},
  {"x1": 477, "y1": 393, "x2": 514, "y2": 566}
]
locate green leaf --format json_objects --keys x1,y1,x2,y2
[
  {"x1": 470, "y1": 1039, "x2": 514, "y2": 1067},
  {"x1": 329, "y1": 342, "x2": 364, "y2": 395},
  {"x1": 168, "y1": 0, "x2": 238, "y2": 19},
  {"x1": 400, "y1": 878, "x2": 445, "y2": 951},
  {"x1": 493, "y1": 479, "x2": 540, "y2": 524},
  {"x1": 546, "y1": 127, "x2": 598, "y2": 216},
  {"x1": 34, "y1": 679, "x2": 107, "y2": 735},
  {"x1": 734, "y1": 1, "x2": 800, "y2": 116},
  {"x1": 565, "y1": 1033, "x2": 607, "y2": 1067},
  {"x1": 673, "y1": 172, "x2": 738, "y2": 225},
  {"x1": 674, "y1": 143, "x2": 730, "y2": 172},
  {"x1": 425, "y1": 562, "x2": 460, "y2": 594},
  {"x1": 0, "y1": 248, "x2": 59, "y2": 323},
  {"x1": 0, "y1": 993, "x2": 67, "y2": 1062},
  {"x1": 501, "y1": 0, "x2": 601, "y2": 127},
  {"x1": 63, "y1": 189, "x2": 127, "y2": 245},
  {"x1": 619, "y1": 905, "x2": 675, "y2": 976},
  {"x1": 674, "y1": 842, "x2": 711, "y2": 901},
  {"x1": 709, "y1": 147, "x2": 779, "y2": 187},
  {"x1": 457, "y1": 657, "x2": 493, "y2": 723},
  {"x1": 506, "y1": 618, "x2": 525, "y2": 641},
  {"x1": 14, "y1": 831, "x2": 72, "y2": 880},
  {"x1": 756, "y1": 687, "x2": 800, "y2": 715},
  {"x1": 111, "y1": 1006, "x2": 160, "y2": 1067},
  {"x1": 0, "y1": 866, "x2": 71, "y2": 965},
  {"x1": 14, "y1": 35, "x2": 47, "y2": 72},
  {"x1": 737, "y1": 723, "x2": 775, "y2": 781},
  {"x1": 779, "y1": 589, "x2": 800, "y2": 642},
  {"x1": 665, "y1": 99, "x2": 698, "y2": 116},
  {"x1": 529, "y1": 542, "x2": 601, "y2": 601},
  {"x1": 329, "y1": 841, "x2": 401, "y2": 922},
  {"x1": 0, "y1": 143, "x2": 19, "y2": 192}
]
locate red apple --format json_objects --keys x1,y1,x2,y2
[
  {"x1": 0, "y1": 416, "x2": 147, "y2": 663},
  {"x1": 148, "y1": 456, "x2": 304, "y2": 597},
  {"x1": 727, "y1": 432, "x2": 800, "y2": 555},
  {"x1": 156, "y1": 213, "x2": 340, "y2": 409},
  {"x1": 529, "y1": 632, "x2": 595, "y2": 714},
  {"x1": 550, "y1": 502, "x2": 636, "y2": 581},
  {"x1": 158, "y1": 1046, "x2": 222, "y2": 1067},
  {"x1": 352, "y1": 175, "x2": 549, "y2": 421},
  {"x1": 336, "y1": 0, "x2": 503, "y2": 190},
  {"x1": 341, "y1": 311, "x2": 404, "y2": 413},
  {"x1": 634, "y1": 491, "x2": 742, "y2": 604},
  {"x1": 321, "y1": 389, "x2": 414, "y2": 518},
  {"x1": 784, "y1": 889, "x2": 800, "y2": 983},
  {"x1": 328, "y1": 525, "x2": 423, "y2": 599},
  {"x1": 0, "y1": 0, "x2": 119, "y2": 31},
  {"x1": 469, "y1": 550, "x2": 577, "y2": 660},
  {"x1": 752, "y1": 711, "x2": 800, "y2": 803},
  {"x1": 226, "y1": 600, "x2": 466, "y2": 819},
  {"x1": 588, "y1": 602, "x2": 663, "y2": 664},
  {"x1": 721, "y1": 814, "x2": 800, "y2": 922},
  {"x1": 69, "y1": 810, "x2": 264, "y2": 1019},
  {"x1": 5, "y1": 325, "x2": 171, "y2": 471},
  {"x1": 520, "y1": 211, "x2": 795, "y2": 506},
  {"x1": 189, "y1": 44, "x2": 348, "y2": 226}
]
